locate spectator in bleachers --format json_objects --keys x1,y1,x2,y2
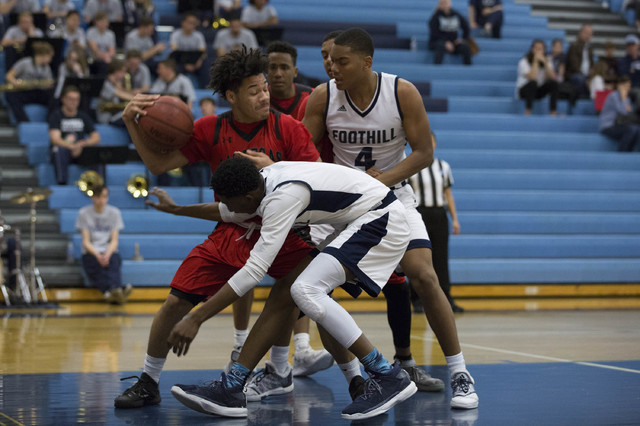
[
  {"x1": 4, "y1": 41, "x2": 54, "y2": 122},
  {"x1": 169, "y1": 12, "x2": 207, "y2": 78},
  {"x1": 623, "y1": 0, "x2": 640, "y2": 33},
  {"x1": 83, "y1": 0, "x2": 124, "y2": 24},
  {"x1": 124, "y1": 17, "x2": 166, "y2": 70},
  {"x1": 149, "y1": 58, "x2": 196, "y2": 110},
  {"x1": 241, "y1": 0, "x2": 278, "y2": 29},
  {"x1": 565, "y1": 24, "x2": 593, "y2": 98},
  {"x1": 199, "y1": 96, "x2": 216, "y2": 116},
  {"x1": 125, "y1": 49, "x2": 151, "y2": 93},
  {"x1": 213, "y1": 16, "x2": 258, "y2": 57},
  {"x1": 600, "y1": 75, "x2": 640, "y2": 152},
  {"x1": 123, "y1": 0, "x2": 156, "y2": 28},
  {"x1": 1, "y1": 0, "x2": 40, "y2": 14},
  {"x1": 1, "y1": 11, "x2": 45, "y2": 70},
  {"x1": 86, "y1": 11, "x2": 116, "y2": 75},
  {"x1": 42, "y1": 0, "x2": 75, "y2": 26},
  {"x1": 76, "y1": 184, "x2": 132, "y2": 305},
  {"x1": 589, "y1": 61, "x2": 609, "y2": 100},
  {"x1": 49, "y1": 85, "x2": 101, "y2": 185},
  {"x1": 548, "y1": 39, "x2": 578, "y2": 115},
  {"x1": 53, "y1": 44, "x2": 90, "y2": 98},
  {"x1": 48, "y1": 10, "x2": 86, "y2": 49},
  {"x1": 516, "y1": 39, "x2": 559, "y2": 116},
  {"x1": 216, "y1": 0, "x2": 243, "y2": 21},
  {"x1": 97, "y1": 59, "x2": 136, "y2": 126},
  {"x1": 468, "y1": 0, "x2": 503, "y2": 39},
  {"x1": 0, "y1": 234, "x2": 22, "y2": 304},
  {"x1": 617, "y1": 35, "x2": 640, "y2": 107},
  {"x1": 597, "y1": 41, "x2": 619, "y2": 86},
  {"x1": 428, "y1": 0, "x2": 472, "y2": 65}
]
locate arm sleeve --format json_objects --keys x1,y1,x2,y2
[
  {"x1": 179, "y1": 115, "x2": 216, "y2": 163},
  {"x1": 75, "y1": 209, "x2": 88, "y2": 231},
  {"x1": 227, "y1": 184, "x2": 310, "y2": 296}
]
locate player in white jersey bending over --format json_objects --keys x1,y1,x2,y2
[
  {"x1": 170, "y1": 157, "x2": 417, "y2": 420},
  {"x1": 302, "y1": 28, "x2": 478, "y2": 409}
]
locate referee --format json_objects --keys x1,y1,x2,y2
[{"x1": 409, "y1": 132, "x2": 463, "y2": 312}]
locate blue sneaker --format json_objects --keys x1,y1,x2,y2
[
  {"x1": 171, "y1": 374, "x2": 247, "y2": 417},
  {"x1": 341, "y1": 363, "x2": 417, "y2": 420}
]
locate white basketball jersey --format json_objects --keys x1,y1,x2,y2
[{"x1": 326, "y1": 72, "x2": 407, "y2": 172}]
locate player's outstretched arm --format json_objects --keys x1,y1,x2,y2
[
  {"x1": 301, "y1": 83, "x2": 328, "y2": 149},
  {"x1": 145, "y1": 187, "x2": 222, "y2": 221},
  {"x1": 375, "y1": 79, "x2": 434, "y2": 187},
  {"x1": 122, "y1": 94, "x2": 189, "y2": 175}
]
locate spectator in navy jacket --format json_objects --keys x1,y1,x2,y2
[
  {"x1": 428, "y1": 0, "x2": 472, "y2": 65},
  {"x1": 468, "y1": 0, "x2": 503, "y2": 39},
  {"x1": 600, "y1": 75, "x2": 640, "y2": 152}
]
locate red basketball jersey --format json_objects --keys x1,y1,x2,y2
[
  {"x1": 180, "y1": 109, "x2": 319, "y2": 170},
  {"x1": 269, "y1": 83, "x2": 313, "y2": 121}
]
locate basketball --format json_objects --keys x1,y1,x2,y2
[{"x1": 139, "y1": 95, "x2": 194, "y2": 153}]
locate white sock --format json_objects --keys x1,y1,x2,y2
[
  {"x1": 445, "y1": 352, "x2": 467, "y2": 375},
  {"x1": 234, "y1": 328, "x2": 248, "y2": 349},
  {"x1": 339, "y1": 357, "x2": 362, "y2": 384},
  {"x1": 143, "y1": 354, "x2": 166, "y2": 384},
  {"x1": 269, "y1": 345, "x2": 290, "y2": 375},
  {"x1": 294, "y1": 332, "x2": 311, "y2": 353}
]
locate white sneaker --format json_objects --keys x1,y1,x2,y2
[
  {"x1": 244, "y1": 361, "x2": 293, "y2": 402},
  {"x1": 292, "y1": 348, "x2": 334, "y2": 377},
  {"x1": 450, "y1": 371, "x2": 479, "y2": 409},
  {"x1": 223, "y1": 345, "x2": 242, "y2": 374}
]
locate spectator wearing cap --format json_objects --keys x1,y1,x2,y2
[
  {"x1": 565, "y1": 24, "x2": 594, "y2": 98},
  {"x1": 618, "y1": 34, "x2": 640, "y2": 107},
  {"x1": 600, "y1": 75, "x2": 640, "y2": 152}
]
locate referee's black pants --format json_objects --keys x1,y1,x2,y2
[{"x1": 417, "y1": 206, "x2": 452, "y2": 300}]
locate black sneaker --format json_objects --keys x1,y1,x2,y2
[
  {"x1": 171, "y1": 373, "x2": 247, "y2": 417},
  {"x1": 342, "y1": 363, "x2": 417, "y2": 420},
  {"x1": 114, "y1": 373, "x2": 161, "y2": 408},
  {"x1": 348, "y1": 375, "x2": 366, "y2": 401}
]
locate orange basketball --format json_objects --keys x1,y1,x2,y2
[{"x1": 139, "y1": 95, "x2": 194, "y2": 153}]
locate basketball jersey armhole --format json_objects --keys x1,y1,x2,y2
[
  {"x1": 324, "y1": 81, "x2": 331, "y2": 122},
  {"x1": 273, "y1": 110, "x2": 282, "y2": 140},
  {"x1": 394, "y1": 76, "x2": 404, "y2": 121},
  {"x1": 212, "y1": 112, "x2": 230, "y2": 145}
]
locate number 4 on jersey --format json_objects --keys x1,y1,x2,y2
[{"x1": 355, "y1": 147, "x2": 377, "y2": 170}]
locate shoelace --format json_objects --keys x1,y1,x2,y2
[
  {"x1": 119, "y1": 375, "x2": 150, "y2": 396},
  {"x1": 451, "y1": 373, "x2": 470, "y2": 394},
  {"x1": 359, "y1": 377, "x2": 382, "y2": 401}
]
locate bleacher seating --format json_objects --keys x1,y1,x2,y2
[{"x1": 11, "y1": 0, "x2": 639, "y2": 289}]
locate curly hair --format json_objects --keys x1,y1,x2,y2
[
  {"x1": 210, "y1": 157, "x2": 262, "y2": 198},
  {"x1": 266, "y1": 40, "x2": 298, "y2": 65},
  {"x1": 208, "y1": 46, "x2": 268, "y2": 100}
]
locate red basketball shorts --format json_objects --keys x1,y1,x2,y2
[{"x1": 170, "y1": 222, "x2": 313, "y2": 298}]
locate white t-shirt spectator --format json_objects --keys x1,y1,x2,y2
[
  {"x1": 213, "y1": 27, "x2": 258, "y2": 53},
  {"x1": 241, "y1": 4, "x2": 278, "y2": 26},
  {"x1": 83, "y1": 0, "x2": 123, "y2": 22},
  {"x1": 86, "y1": 27, "x2": 116, "y2": 55},
  {"x1": 76, "y1": 204, "x2": 124, "y2": 254},
  {"x1": 515, "y1": 57, "x2": 545, "y2": 97},
  {"x1": 44, "y1": 0, "x2": 75, "y2": 14},
  {"x1": 169, "y1": 29, "x2": 206, "y2": 51}
]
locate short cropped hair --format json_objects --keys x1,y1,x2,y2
[
  {"x1": 333, "y1": 28, "x2": 374, "y2": 57},
  {"x1": 61, "y1": 85, "x2": 80, "y2": 98},
  {"x1": 91, "y1": 184, "x2": 108, "y2": 197},
  {"x1": 126, "y1": 49, "x2": 142, "y2": 59},
  {"x1": 208, "y1": 46, "x2": 268, "y2": 99},
  {"x1": 323, "y1": 30, "x2": 343, "y2": 43},
  {"x1": 199, "y1": 96, "x2": 215, "y2": 106},
  {"x1": 266, "y1": 40, "x2": 298, "y2": 65},
  {"x1": 107, "y1": 59, "x2": 126, "y2": 74},
  {"x1": 210, "y1": 157, "x2": 262, "y2": 198},
  {"x1": 159, "y1": 58, "x2": 177, "y2": 72},
  {"x1": 94, "y1": 11, "x2": 108, "y2": 22}
]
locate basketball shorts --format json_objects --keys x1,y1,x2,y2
[
  {"x1": 323, "y1": 194, "x2": 410, "y2": 297},
  {"x1": 393, "y1": 184, "x2": 432, "y2": 251},
  {"x1": 170, "y1": 222, "x2": 313, "y2": 299}
]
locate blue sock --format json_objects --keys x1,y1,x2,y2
[
  {"x1": 360, "y1": 348, "x2": 392, "y2": 374},
  {"x1": 224, "y1": 362, "x2": 251, "y2": 389}
]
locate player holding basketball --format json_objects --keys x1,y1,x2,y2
[
  {"x1": 302, "y1": 28, "x2": 478, "y2": 409},
  {"x1": 113, "y1": 47, "x2": 327, "y2": 409},
  {"x1": 223, "y1": 39, "x2": 333, "y2": 390}
]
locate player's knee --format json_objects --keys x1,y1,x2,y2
[
  {"x1": 409, "y1": 267, "x2": 439, "y2": 294},
  {"x1": 290, "y1": 280, "x2": 326, "y2": 322}
]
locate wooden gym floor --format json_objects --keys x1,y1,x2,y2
[{"x1": 1, "y1": 286, "x2": 640, "y2": 425}]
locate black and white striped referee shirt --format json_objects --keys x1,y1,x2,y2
[{"x1": 409, "y1": 158, "x2": 454, "y2": 208}]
